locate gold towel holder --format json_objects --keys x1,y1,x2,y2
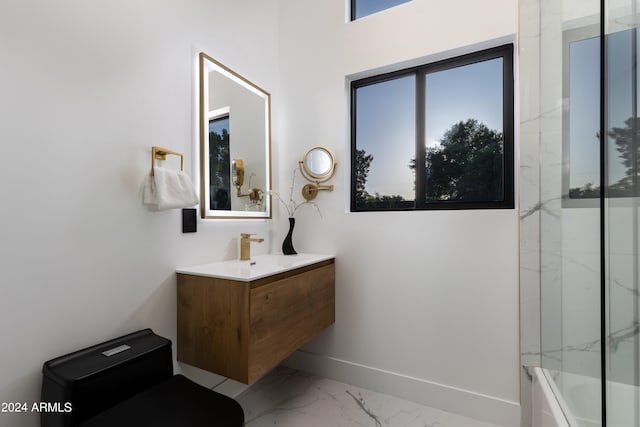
[{"x1": 151, "y1": 146, "x2": 184, "y2": 176}]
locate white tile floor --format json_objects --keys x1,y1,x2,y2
[{"x1": 236, "y1": 367, "x2": 502, "y2": 427}]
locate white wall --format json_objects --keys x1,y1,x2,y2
[
  {"x1": 276, "y1": 1, "x2": 520, "y2": 425},
  {"x1": 0, "y1": 1, "x2": 279, "y2": 426}
]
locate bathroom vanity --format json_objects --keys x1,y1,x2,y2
[{"x1": 176, "y1": 254, "x2": 335, "y2": 384}]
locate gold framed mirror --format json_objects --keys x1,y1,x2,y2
[
  {"x1": 299, "y1": 146, "x2": 337, "y2": 201},
  {"x1": 199, "y1": 52, "x2": 272, "y2": 219}
]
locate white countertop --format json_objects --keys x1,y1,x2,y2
[{"x1": 176, "y1": 253, "x2": 335, "y2": 282}]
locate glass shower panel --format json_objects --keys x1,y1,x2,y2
[
  {"x1": 537, "y1": 0, "x2": 640, "y2": 424},
  {"x1": 605, "y1": 1, "x2": 640, "y2": 425},
  {"x1": 539, "y1": 0, "x2": 603, "y2": 424}
]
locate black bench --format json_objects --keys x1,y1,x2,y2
[{"x1": 41, "y1": 328, "x2": 244, "y2": 427}]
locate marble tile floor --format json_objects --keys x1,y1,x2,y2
[{"x1": 235, "y1": 366, "x2": 502, "y2": 427}]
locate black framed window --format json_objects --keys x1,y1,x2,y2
[
  {"x1": 350, "y1": 44, "x2": 515, "y2": 211},
  {"x1": 350, "y1": 0, "x2": 411, "y2": 21}
]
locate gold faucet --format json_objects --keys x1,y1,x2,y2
[{"x1": 240, "y1": 233, "x2": 264, "y2": 261}]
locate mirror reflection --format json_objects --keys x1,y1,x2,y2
[
  {"x1": 304, "y1": 147, "x2": 335, "y2": 178},
  {"x1": 199, "y1": 52, "x2": 272, "y2": 218}
]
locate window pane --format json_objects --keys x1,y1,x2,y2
[
  {"x1": 425, "y1": 58, "x2": 504, "y2": 203},
  {"x1": 354, "y1": 75, "x2": 416, "y2": 210},
  {"x1": 209, "y1": 116, "x2": 231, "y2": 211},
  {"x1": 568, "y1": 29, "x2": 640, "y2": 199},
  {"x1": 607, "y1": 28, "x2": 639, "y2": 197},
  {"x1": 352, "y1": 0, "x2": 411, "y2": 20},
  {"x1": 567, "y1": 35, "x2": 601, "y2": 199}
]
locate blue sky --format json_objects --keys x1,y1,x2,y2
[
  {"x1": 209, "y1": 116, "x2": 229, "y2": 136},
  {"x1": 425, "y1": 58, "x2": 503, "y2": 148},
  {"x1": 353, "y1": 0, "x2": 411, "y2": 20},
  {"x1": 356, "y1": 75, "x2": 415, "y2": 199}
]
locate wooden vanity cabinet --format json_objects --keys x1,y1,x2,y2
[{"x1": 177, "y1": 259, "x2": 335, "y2": 384}]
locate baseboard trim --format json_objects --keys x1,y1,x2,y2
[{"x1": 283, "y1": 350, "x2": 520, "y2": 427}]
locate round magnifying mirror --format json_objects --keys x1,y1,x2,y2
[{"x1": 303, "y1": 147, "x2": 335, "y2": 180}]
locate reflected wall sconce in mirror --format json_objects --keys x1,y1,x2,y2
[
  {"x1": 299, "y1": 146, "x2": 337, "y2": 201},
  {"x1": 232, "y1": 159, "x2": 264, "y2": 203},
  {"x1": 232, "y1": 159, "x2": 245, "y2": 194}
]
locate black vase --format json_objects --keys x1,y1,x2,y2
[{"x1": 282, "y1": 217, "x2": 297, "y2": 255}]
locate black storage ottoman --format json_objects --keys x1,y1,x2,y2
[{"x1": 41, "y1": 329, "x2": 244, "y2": 427}]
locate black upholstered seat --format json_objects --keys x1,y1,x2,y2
[{"x1": 81, "y1": 374, "x2": 244, "y2": 427}]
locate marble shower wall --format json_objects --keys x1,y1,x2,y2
[
  {"x1": 519, "y1": 0, "x2": 542, "y2": 372},
  {"x1": 518, "y1": 1, "x2": 542, "y2": 425}
]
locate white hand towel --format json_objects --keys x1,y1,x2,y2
[{"x1": 143, "y1": 167, "x2": 199, "y2": 211}]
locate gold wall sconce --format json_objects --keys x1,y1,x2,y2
[{"x1": 298, "y1": 147, "x2": 337, "y2": 201}]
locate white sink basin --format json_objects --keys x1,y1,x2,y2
[{"x1": 176, "y1": 253, "x2": 335, "y2": 282}]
